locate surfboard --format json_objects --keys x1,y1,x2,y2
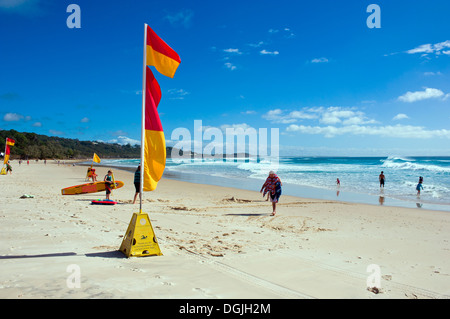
[
  {"x1": 61, "y1": 181, "x2": 124, "y2": 195},
  {"x1": 91, "y1": 199, "x2": 117, "y2": 205}
]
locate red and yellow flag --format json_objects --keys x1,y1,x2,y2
[
  {"x1": 4, "y1": 138, "x2": 15, "y2": 164},
  {"x1": 143, "y1": 67, "x2": 165, "y2": 191},
  {"x1": 146, "y1": 25, "x2": 181, "y2": 78},
  {"x1": 141, "y1": 24, "x2": 180, "y2": 192}
]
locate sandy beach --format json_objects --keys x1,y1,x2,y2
[{"x1": 0, "y1": 161, "x2": 449, "y2": 299}]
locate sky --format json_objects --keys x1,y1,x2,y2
[{"x1": 1, "y1": 0, "x2": 449, "y2": 156}]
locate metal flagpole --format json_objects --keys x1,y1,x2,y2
[{"x1": 139, "y1": 23, "x2": 148, "y2": 214}]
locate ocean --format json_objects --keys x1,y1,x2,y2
[{"x1": 89, "y1": 156, "x2": 450, "y2": 212}]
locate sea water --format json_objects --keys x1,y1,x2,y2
[{"x1": 91, "y1": 156, "x2": 450, "y2": 212}]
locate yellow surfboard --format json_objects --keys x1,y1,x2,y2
[{"x1": 61, "y1": 181, "x2": 124, "y2": 195}]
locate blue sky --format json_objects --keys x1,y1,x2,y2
[{"x1": 1, "y1": 0, "x2": 449, "y2": 156}]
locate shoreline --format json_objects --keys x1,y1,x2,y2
[{"x1": 76, "y1": 161, "x2": 450, "y2": 213}]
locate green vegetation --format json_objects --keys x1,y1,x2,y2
[{"x1": 0, "y1": 129, "x2": 141, "y2": 160}]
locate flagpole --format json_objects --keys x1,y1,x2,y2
[{"x1": 139, "y1": 23, "x2": 148, "y2": 214}]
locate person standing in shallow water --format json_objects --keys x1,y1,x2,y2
[
  {"x1": 379, "y1": 171, "x2": 385, "y2": 188},
  {"x1": 260, "y1": 171, "x2": 282, "y2": 216},
  {"x1": 416, "y1": 176, "x2": 424, "y2": 196},
  {"x1": 416, "y1": 182, "x2": 423, "y2": 195}
]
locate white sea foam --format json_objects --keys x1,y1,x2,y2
[
  {"x1": 381, "y1": 158, "x2": 450, "y2": 173},
  {"x1": 98, "y1": 156, "x2": 450, "y2": 207}
]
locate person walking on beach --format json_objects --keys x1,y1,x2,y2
[
  {"x1": 104, "y1": 170, "x2": 114, "y2": 200},
  {"x1": 336, "y1": 178, "x2": 340, "y2": 186},
  {"x1": 379, "y1": 171, "x2": 385, "y2": 188},
  {"x1": 133, "y1": 165, "x2": 141, "y2": 204},
  {"x1": 6, "y1": 161, "x2": 12, "y2": 174},
  {"x1": 260, "y1": 171, "x2": 282, "y2": 216}
]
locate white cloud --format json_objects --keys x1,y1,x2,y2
[
  {"x1": 260, "y1": 49, "x2": 279, "y2": 55},
  {"x1": 424, "y1": 71, "x2": 442, "y2": 76},
  {"x1": 311, "y1": 57, "x2": 329, "y2": 63},
  {"x1": 32, "y1": 122, "x2": 42, "y2": 127},
  {"x1": 262, "y1": 108, "x2": 318, "y2": 124},
  {"x1": 108, "y1": 136, "x2": 140, "y2": 146},
  {"x1": 283, "y1": 27, "x2": 295, "y2": 38},
  {"x1": 268, "y1": 27, "x2": 295, "y2": 38},
  {"x1": 406, "y1": 40, "x2": 450, "y2": 56},
  {"x1": 320, "y1": 109, "x2": 354, "y2": 124},
  {"x1": 398, "y1": 87, "x2": 445, "y2": 102},
  {"x1": 261, "y1": 106, "x2": 449, "y2": 141},
  {"x1": 224, "y1": 62, "x2": 236, "y2": 71},
  {"x1": 318, "y1": 107, "x2": 378, "y2": 126},
  {"x1": 263, "y1": 106, "x2": 379, "y2": 127},
  {"x1": 223, "y1": 48, "x2": 242, "y2": 55},
  {"x1": 286, "y1": 124, "x2": 450, "y2": 139},
  {"x1": 262, "y1": 109, "x2": 296, "y2": 124},
  {"x1": 289, "y1": 111, "x2": 318, "y2": 120},
  {"x1": 248, "y1": 41, "x2": 265, "y2": 48},
  {"x1": 80, "y1": 117, "x2": 89, "y2": 123},
  {"x1": 393, "y1": 113, "x2": 409, "y2": 121},
  {"x1": 164, "y1": 9, "x2": 194, "y2": 28},
  {"x1": 407, "y1": 44, "x2": 434, "y2": 54},
  {"x1": 168, "y1": 88, "x2": 190, "y2": 100},
  {"x1": 3, "y1": 112, "x2": 23, "y2": 121},
  {"x1": 49, "y1": 129, "x2": 64, "y2": 136}
]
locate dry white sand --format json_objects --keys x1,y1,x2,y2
[{"x1": 1, "y1": 161, "x2": 449, "y2": 299}]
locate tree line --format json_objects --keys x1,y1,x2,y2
[{"x1": 0, "y1": 129, "x2": 141, "y2": 160}]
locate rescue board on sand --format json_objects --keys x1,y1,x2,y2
[{"x1": 61, "y1": 181, "x2": 124, "y2": 195}]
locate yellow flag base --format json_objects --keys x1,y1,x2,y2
[
  {"x1": 119, "y1": 210, "x2": 162, "y2": 258},
  {"x1": 0, "y1": 167, "x2": 6, "y2": 175}
]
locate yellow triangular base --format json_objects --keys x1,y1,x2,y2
[
  {"x1": 0, "y1": 167, "x2": 6, "y2": 175},
  {"x1": 119, "y1": 211, "x2": 162, "y2": 258}
]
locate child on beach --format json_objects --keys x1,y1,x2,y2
[
  {"x1": 87, "y1": 167, "x2": 98, "y2": 182},
  {"x1": 104, "y1": 170, "x2": 114, "y2": 200},
  {"x1": 260, "y1": 171, "x2": 282, "y2": 216},
  {"x1": 416, "y1": 182, "x2": 423, "y2": 195},
  {"x1": 91, "y1": 168, "x2": 98, "y2": 182}
]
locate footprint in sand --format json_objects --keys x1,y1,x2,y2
[{"x1": 162, "y1": 282, "x2": 174, "y2": 286}]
